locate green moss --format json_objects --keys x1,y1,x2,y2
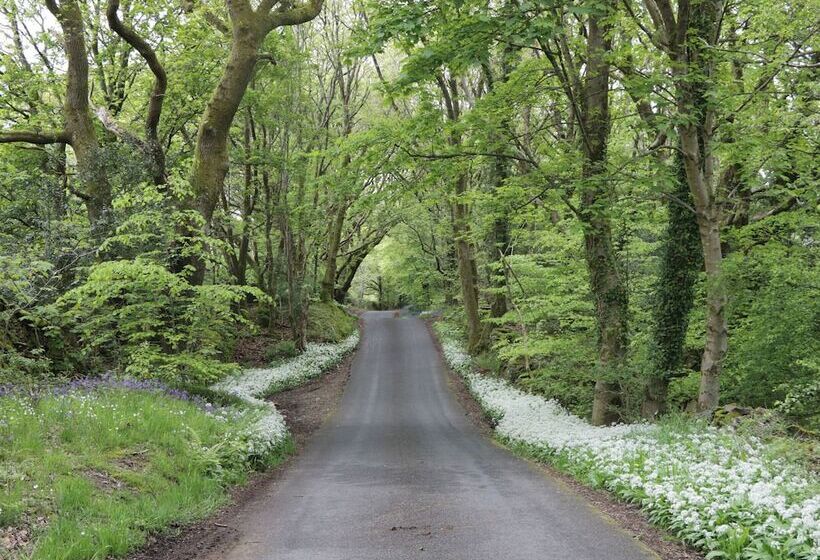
[{"x1": 307, "y1": 302, "x2": 357, "y2": 343}]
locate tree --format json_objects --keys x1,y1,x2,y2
[
  {"x1": 186, "y1": 0, "x2": 324, "y2": 282},
  {"x1": 0, "y1": 0, "x2": 112, "y2": 230},
  {"x1": 104, "y1": 0, "x2": 168, "y2": 185}
]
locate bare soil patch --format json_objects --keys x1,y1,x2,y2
[
  {"x1": 84, "y1": 468, "x2": 128, "y2": 494},
  {"x1": 233, "y1": 333, "x2": 284, "y2": 367},
  {"x1": 423, "y1": 319, "x2": 704, "y2": 560}
]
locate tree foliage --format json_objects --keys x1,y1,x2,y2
[{"x1": 0, "y1": 0, "x2": 816, "y2": 427}]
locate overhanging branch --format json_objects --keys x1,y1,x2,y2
[{"x1": 0, "y1": 129, "x2": 69, "y2": 145}]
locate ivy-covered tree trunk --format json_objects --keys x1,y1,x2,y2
[
  {"x1": 672, "y1": 0, "x2": 728, "y2": 413},
  {"x1": 643, "y1": 152, "x2": 701, "y2": 418},
  {"x1": 580, "y1": 4, "x2": 628, "y2": 426}
]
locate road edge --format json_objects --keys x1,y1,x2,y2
[
  {"x1": 421, "y1": 318, "x2": 704, "y2": 560},
  {"x1": 128, "y1": 317, "x2": 363, "y2": 560}
]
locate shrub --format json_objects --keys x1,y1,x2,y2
[
  {"x1": 0, "y1": 256, "x2": 60, "y2": 383},
  {"x1": 57, "y1": 260, "x2": 264, "y2": 384}
]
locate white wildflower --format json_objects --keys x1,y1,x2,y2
[
  {"x1": 211, "y1": 332, "x2": 359, "y2": 459},
  {"x1": 437, "y1": 331, "x2": 820, "y2": 560}
]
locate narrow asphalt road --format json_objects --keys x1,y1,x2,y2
[{"x1": 213, "y1": 311, "x2": 656, "y2": 560}]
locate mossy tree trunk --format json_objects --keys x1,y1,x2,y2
[
  {"x1": 580, "y1": 3, "x2": 629, "y2": 426},
  {"x1": 186, "y1": 0, "x2": 324, "y2": 284},
  {"x1": 1, "y1": 0, "x2": 113, "y2": 232}
]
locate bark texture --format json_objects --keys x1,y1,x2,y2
[
  {"x1": 187, "y1": 0, "x2": 324, "y2": 283},
  {"x1": 580, "y1": 4, "x2": 628, "y2": 426}
]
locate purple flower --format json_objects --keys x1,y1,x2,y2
[{"x1": 2, "y1": 376, "x2": 215, "y2": 413}]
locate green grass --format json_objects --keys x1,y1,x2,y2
[
  {"x1": 307, "y1": 302, "x2": 357, "y2": 343},
  {"x1": 0, "y1": 389, "x2": 290, "y2": 560}
]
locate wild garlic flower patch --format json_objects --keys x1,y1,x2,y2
[
  {"x1": 439, "y1": 334, "x2": 820, "y2": 560},
  {"x1": 211, "y1": 332, "x2": 359, "y2": 459}
]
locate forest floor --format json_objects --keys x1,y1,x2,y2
[{"x1": 133, "y1": 311, "x2": 703, "y2": 560}]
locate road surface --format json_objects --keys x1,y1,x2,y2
[{"x1": 213, "y1": 311, "x2": 657, "y2": 560}]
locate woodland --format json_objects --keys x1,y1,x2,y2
[
  {"x1": 1, "y1": 0, "x2": 817, "y2": 424},
  {"x1": 0, "y1": 0, "x2": 818, "y2": 557}
]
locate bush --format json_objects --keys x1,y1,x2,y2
[
  {"x1": 722, "y1": 233, "x2": 819, "y2": 409},
  {"x1": 0, "y1": 256, "x2": 61, "y2": 383},
  {"x1": 57, "y1": 260, "x2": 264, "y2": 384}
]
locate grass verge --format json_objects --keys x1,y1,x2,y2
[
  {"x1": 0, "y1": 388, "x2": 291, "y2": 560},
  {"x1": 307, "y1": 302, "x2": 357, "y2": 343}
]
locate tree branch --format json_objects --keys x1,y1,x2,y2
[
  {"x1": 395, "y1": 144, "x2": 538, "y2": 167},
  {"x1": 106, "y1": 0, "x2": 167, "y2": 144},
  {"x1": 0, "y1": 130, "x2": 69, "y2": 145},
  {"x1": 266, "y1": 0, "x2": 324, "y2": 30}
]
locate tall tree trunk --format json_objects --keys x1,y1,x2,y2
[
  {"x1": 480, "y1": 51, "x2": 514, "y2": 333},
  {"x1": 581, "y1": 4, "x2": 628, "y2": 426},
  {"x1": 262, "y1": 163, "x2": 279, "y2": 324},
  {"x1": 489, "y1": 163, "x2": 510, "y2": 322},
  {"x1": 276, "y1": 122, "x2": 309, "y2": 350},
  {"x1": 320, "y1": 199, "x2": 347, "y2": 302},
  {"x1": 55, "y1": 0, "x2": 112, "y2": 229},
  {"x1": 435, "y1": 73, "x2": 484, "y2": 353},
  {"x1": 643, "y1": 151, "x2": 701, "y2": 418},
  {"x1": 673, "y1": 0, "x2": 727, "y2": 413},
  {"x1": 189, "y1": 28, "x2": 261, "y2": 227},
  {"x1": 453, "y1": 173, "x2": 484, "y2": 353},
  {"x1": 185, "y1": 1, "x2": 324, "y2": 284}
]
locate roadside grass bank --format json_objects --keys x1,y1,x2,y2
[
  {"x1": 0, "y1": 385, "x2": 288, "y2": 560},
  {"x1": 0, "y1": 328, "x2": 359, "y2": 560},
  {"x1": 434, "y1": 323, "x2": 820, "y2": 560},
  {"x1": 307, "y1": 302, "x2": 359, "y2": 343}
]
